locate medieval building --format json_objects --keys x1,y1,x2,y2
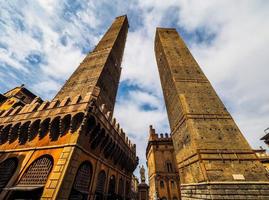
[
  {"x1": 146, "y1": 126, "x2": 180, "y2": 200},
  {"x1": 1, "y1": 13, "x2": 269, "y2": 200},
  {"x1": 0, "y1": 15, "x2": 138, "y2": 200},
  {"x1": 154, "y1": 27, "x2": 269, "y2": 199},
  {"x1": 0, "y1": 85, "x2": 42, "y2": 112}
]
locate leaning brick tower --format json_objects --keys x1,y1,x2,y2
[
  {"x1": 155, "y1": 28, "x2": 269, "y2": 199},
  {"x1": 0, "y1": 15, "x2": 138, "y2": 200}
]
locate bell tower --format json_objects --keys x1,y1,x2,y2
[{"x1": 155, "y1": 28, "x2": 269, "y2": 199}]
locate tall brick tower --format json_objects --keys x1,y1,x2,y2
[
  {"x1": 54, "y1": 15, "x2": 127, "y2": 114},
  {"x1": 155, "y1": 28, "x2": 269, "y2": 199},
  {"x1": 0, "y1": 15, "x2": 137, "y2": 200}
]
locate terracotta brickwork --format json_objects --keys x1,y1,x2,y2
[
  {"x1": 0, "y1": 15, "x2": 138, "y2": 200},
  {"x1": 54, "y1": 16, "x2": 128, "y2": 114},
  {"x1": 154, "y1": 28, "x2": 269, "y2": 199},
  {"x1": 146, "y1": 126, "x2": 180, "y2": 200}
]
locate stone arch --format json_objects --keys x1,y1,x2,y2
[
  {"x1": 0, "y1": 157, "x2": 18, "y2": 192},
  {"x1": 71, "y1": 112, "x2": 84, "y2": 133},
  {"x1": 173, "y1": 197, "x2": 178, "y2": 200},
  {"x1": 61, "y1": 114, "x2": 71, "y2": 136},
  {"x1": 18, "y1": 121, "x2": 31, "y2": 145},
  {"x1": 104, "y1": 140, "x2": 115, "y2": 158},
  {"x1": 28, "y1": 119, "x2": 41, "y2": 141},
  {"x1": 100, "y1": 134, "x2": 109, "y2": 150},
  {"x1": 0, "y1": 124, "x2": 12, "y2": 144},
  {"x1": 50, "y1": 116, "x2": 61, "y2": 141},
  {"x1": 69, "y1": 161, "x2": 93, "y2": 200},
  {"x1": 90, "y1": 128, "x2": 105, "y2": 150},
  {"x1": 102, "y1": 136, "x2": 112, "y2": 154},
  {"x1": 109, "y1": 142, "x2": 117, "y2": 158},
  {"x1": 115, "y1": 149, "x2": 123, "y2": 165},
  {"x1": 18, "y1": 155, "x2": 53, "y2": 185},
  {"x1": 94, "y1": 170, "x2": 106, "y2": 200},
  {"x1": 11, "y1": 155, "x2": 53, "y2": 199},
  {"x1": 9, "y1": 122, "x2": 21, "y2": 143},
  {"x1": 39, "y1": 118, "x2": 50, "y2": 139},
  {"x1": 89, "y1": 123, "x2": 101, "y2": 142},
  {"x1": 108, "y1": 175, "x2": 116, "y2": 198},
  {"x1": 161, "y1": 197, "x2": 167, "y2": 200},
  {"x1": 82, "y1": 115, "x2": 96, "y2": 135}
]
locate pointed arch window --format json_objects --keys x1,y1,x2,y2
[
  {"x1": 108, "y1": 175, "x2": 116, "y2": 198},
  {"x1": 18, "y1": 155, "x2": 53, "y2": 186},
  {"x1": 69, "y1": 161, "x2": 92, "y2": 200},
  {"x1": 95, "y1": 170, "x2": 106, "y2": 200},
  {"x1": 9, "y1": 155, "x2": 53, "y2": 199}
]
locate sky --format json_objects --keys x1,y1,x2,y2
[{"x1": 1, "y1": 0, "x2": 269, "y2": 179}]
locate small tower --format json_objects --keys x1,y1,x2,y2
[{"x1": 146, "y1": 126, "x2": 180, "y2": 200}]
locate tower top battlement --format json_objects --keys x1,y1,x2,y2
[
  {"x1": 54, "y1": 15, "x2": 129, "y2": 114},
  {"x1": 148, "y1": 125, "x2": 171, "y2": 141}
]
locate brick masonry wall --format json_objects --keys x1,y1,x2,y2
[{"x1": 181, "y1": 182, "x2": 269, "y2": 199}]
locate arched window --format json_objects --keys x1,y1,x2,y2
[
  {"x1": 10, "y1": 155, "x2": 53, "y2": 199},
  {"x1": 161, "y1": 197, "x2": 167, "y2": 200},
  {"x1": 61, "y1": 115, "x2": 71, "y2": 136},
  {"x1": 82, "y1": 115, "x2": 96, "y2": 135},
  {"x1": 173, "y1": 197, "x2": 178, "y2": 200},
  {"x1": 0, "y1": 124, "x2": 12, "y2": 144},
  {"x1": 125, "y1": 180, "x2": 130, "y2": 199},
  {"x1": 18, "y1": 121, "x2": 31, "y2": 144},
  {"x1": 160, "y1": 180, "x2": 165, "y2": 188},
  {"x1": 108, "y1": 175, "x2": 116, "y2": 198},
  {"x1": 118, "y1": 177, "x2": 124, "y2": 197},
  {"x1": 28, "y1": 119, "x2": 40, "y2": 141},
  {"x1": 0, "y1": 158, "x2": 18, "y2": 192},
  {"x1": 18, "y1": 155, "x2": 53, "y2": 185},
  {"x1": 39, "y1": 118, "x2": 50, "y2": 139},
  {"x1": 95, "y1": 170, "x2": 106, "y2": 200},
  {"x1": 9, "y1": 123, "x2": 20, "y2": 143},
  {"x1": 71, "y1": 112, "x2": 84, "y2": 133},
  {"x1": 69, "y1": 161, "x2": 92, "y2": 200},
  {"x1": 50, "y1": 116, "x2": 61, "y2": 141}
]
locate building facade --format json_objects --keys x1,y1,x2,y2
[
  {"x1": 154, "y1": 27, "x2": 269, "y2": 199},
  {"x1": 0, "y1": 15, "x2": 138, "y2": 200},
  {"x1": 146, "y1": 126, "x2": 180, "y2": 200},
  {"x1": 0, "y1": 85, "x2": 42, "y2": 111}
]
